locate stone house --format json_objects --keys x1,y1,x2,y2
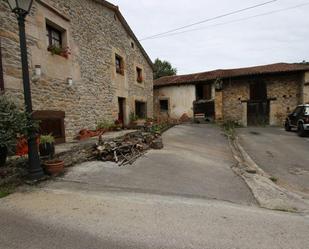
[
  {"x1": 0, "y1": 0, "x2": 153, "y2": 143},
  {"x1": 154, "y1": 63, "x2": 309, "y2": 126}
]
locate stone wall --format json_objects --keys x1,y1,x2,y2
[
  {"x1": 267, "y1": 73, "x2": 302, "y2": 125},
  {"x1": 222, "y1": 78, "x2": 249, "y2": 124},
  {"x1": 303, "y1": 72, "x2": 309, "y2": 104},
  {"x1": 221, "y1": 73, "x2": 303, "y2": 126},
  {"x1": 0, "y1": 0, "x2": 153, "y2": 141}
]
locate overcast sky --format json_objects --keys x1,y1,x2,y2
[{"x1": 110, "y1": 0, "x2": 309, "y2": 74}]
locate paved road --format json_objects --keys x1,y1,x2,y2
[
  {"x1": 0, "y1": 189, "x2": 308, "y2": 249},
  {"x1": 1, "y1": 124, "x2": 309, "y2": 249},
  {"x1": 237, "y1": 127, "x2": 309, "y2": 197},
  {"x1": 48, "y1": 124, "x2": 255, "y2": 205}
]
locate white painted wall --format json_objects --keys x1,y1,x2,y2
[{"x1": 155, "y1": 85, "x2": 196, "y2": 119}]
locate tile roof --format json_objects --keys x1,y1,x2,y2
[{"x1": 154, "y1": 63, "x2": 309, "y2": 87}]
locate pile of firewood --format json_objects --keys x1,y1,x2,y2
[{"x1": 93, "y1": 131, "x2": 163, "y2": 166}]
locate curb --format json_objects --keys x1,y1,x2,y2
[{"x1": 229, "y1": 135, "x2": 309, "y2": 214}]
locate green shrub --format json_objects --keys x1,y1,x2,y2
[
  {"x1": 221, "y1": 120, "x2": 242, "y2": 139},
  {"x1": 96, "y1": 119, "x2": 115, "y2": 130},
  {"x1": 129, "y1": 112, "x2": 139, "y2": 122},
  {"x1": 0, "y1": 95, "x2": 38, "y2": 152},
  {"x1": 40, "y1": 134, "x2": 55, "y2": 144}
]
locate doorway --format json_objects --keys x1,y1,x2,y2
[
  {"x1": 118, "y1": 97, "x2": 125, "y2": 126},
  {"x1": 247, "y1": 81, "x2": 269, "y2": 126}
]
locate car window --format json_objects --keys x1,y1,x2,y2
[
  {"x1": 305, "y1": 107, "x2": 309, "y2": 115},
  {"x1": 293, "y1": 107, "x2": 302, "y2": 115}
]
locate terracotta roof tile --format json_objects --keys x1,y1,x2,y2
[{"x1": 154, "y1": 63, "x2": 309, "y2": 87}]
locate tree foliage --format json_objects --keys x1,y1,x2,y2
[{"x1": 153, "y1": 58, "x2": 177, "y2": 80}]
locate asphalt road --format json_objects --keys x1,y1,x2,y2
[
  {"x1": 237, "y1": 127, "x2": 309, "y2": 197},
  {"x1": 1, "y1": 124, "x2": 308, "y2": 249},
  {"x1": 0, "y1": 189, "x2": 308, "y2": 249},
  {"x1": 48, "y1": 124, "x2": 255, "y2": 205}
]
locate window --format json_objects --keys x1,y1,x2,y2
[
  {"x1": 135, "y1": 101, "x2": 147, "y2": 119},
  {"x1": 196, "y1": 84, "x2": 212, "y2": 100},
  {"x1": 136, "y1": 67, "x2": 143, "y2": 83},
  {"x1": 46, "y1": 24, "x2": 62, "y2": 48},
  {"x1": 131, "y1": 42, "x2": 135, "y2": 49},
  {"x1": 160, "y1": 100, "x2": 169, "y2": 112},
  {"x1": 115, "y1": 54, "x2": 124, "y2": 75},
  {"x1": 33, "y1": 111, "x2": 66, "y2": 144}
]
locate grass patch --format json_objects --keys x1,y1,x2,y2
[
  {"x1": 0, "y1": 190, "x2": 10, "y2": 198},
  {"x1": 0, "y1": 183, "x2": 18, "y2": 199},
  {"x1": 269, "y1": 176, "x2": 278, "y2": 183},
  {"x1": 221, "y1": 120, "x2": 243, "y2": 140}
]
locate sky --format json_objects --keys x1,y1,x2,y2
[{"x1": 109, "y1": 0, "x2": 309, "y2": 74}]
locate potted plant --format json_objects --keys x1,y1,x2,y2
[
  {"x1": 40, "y1": 134, "x2": 64, "y2": 176},
  {"x1": 0, "y1": 95, "x2": 37, "y2": 166},
  {"x1": 39, "y1": 134, "x2": 55, "y2": 158},
  {"x1": 48, "y1": 45, "x2": 71, "y2": 59},
  {"x1": 43, "y1": 159, "x2": 64, "y2": 177}
]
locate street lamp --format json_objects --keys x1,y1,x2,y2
[{"x1": 6, "y1": 0, "x2": 44, "y2": 180}]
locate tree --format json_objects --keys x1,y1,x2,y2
[{"x1": 153, "y1": 58, "x2": 177, "y2": 79}]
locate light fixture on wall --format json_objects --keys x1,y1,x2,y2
[
  {"x1": 32, "y1": 65, "x2": 41, "y2": 82},
  {"x1": 67, "y1": 77, "x2": 73, "y2": 87},
  {"x1": 215, "y1": 78, "x2": 223, "y2": 91},
  {"x1": 34, "y1": 65, "x2": 41, "y2": 76}
]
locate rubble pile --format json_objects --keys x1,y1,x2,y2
[{"x1": 93, "y1": 131, "x2": 163, "y2": 166}]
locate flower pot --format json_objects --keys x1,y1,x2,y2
[
  {"x1": 39, "y1": 142, "x2": 55, "y2": 158},
  {"x1": 0, "y1": 146, "x2": 8, "y2": 167},
  {"x1": 43, "y1": 160, "x2": 64, "y2": 176}
]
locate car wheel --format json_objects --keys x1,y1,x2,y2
[
  {"x1": 284, "y1": 121, "x2": 291, "y2": 131},
  {"x1": 297, "y1": 123, "x2": 306, "y2": 137}
]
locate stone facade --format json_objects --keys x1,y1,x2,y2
[
  {"x1": 303, "y1": 72, "x2": 309, "y2": 104},
  {"x1": 154, "y1": 71, "x2": 307, "y2": 126},
  {"x1": 222, "y1": 73, "x2": 303, "y2": 125},
  {"x1": 0, "y1": 0, "x2": 153, "y2": 141}
]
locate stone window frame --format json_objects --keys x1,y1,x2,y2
[
  {"x1": 131, "y1": 41, "x2": 135, "y2": 49},
  {"x1": 134, "y1": 63, "x2": 145, "y2": 88},
  {"x1": 45, "y1": 18, "x2": 69, "y2": 55},
  {"x1": 136, "y1": 67, "x2": 143, "y2": 83},
  {"x1": 115, "y1": 54, "x2": 125, "y2": 75},
  {"x1": 135, "y1": 100, "x2": 147, "y2": 119}
]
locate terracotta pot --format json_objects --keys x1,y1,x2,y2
[
  {"x1": 0, "y1": 146, "x2": 8, "y2": 167},
  {"x1": 44, "y1": 160, "x2": 64, "y2": 176}
]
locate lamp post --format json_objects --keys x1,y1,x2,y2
[{"x1": 6, "y1": 0, "x2": 44, "y2": 180}]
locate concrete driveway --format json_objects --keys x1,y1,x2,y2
[
  {"x1": 48, "y1": 124, "x2": 255, "y2": 205},
  {"x1": 237, "y1": 127, "x2": 309, "y2": 198}
]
